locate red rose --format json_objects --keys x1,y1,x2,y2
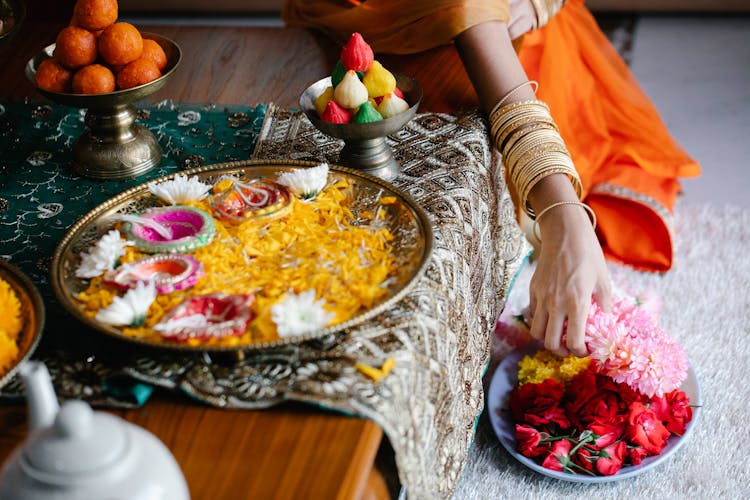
[
  {"x1": 565, "y1": 368, "x2": 628, "y2": 437},
  {"x1": 650, "y1": 390, "x2": 693, "y2": 435},
  {"x1": 572, "y1": 446, "x2": 595, "y2": 473},
  {"x1": 595, "y1": 440, "x2": 627, "y2": 476},
  {"x1": 589, "y1": 430, "x2": 618, "y2": 450},
  {"x1": 624, "y1": 402, "x2": 670, "y2": 455},
  {"x1": 541, "y1": 439, "x2": 572, "y2": 472},
  {"x1": 515, "y1": 424, "x2": 549, "y2": 457},
  {"x1": 628, "y1": 446, "x2": 649, "y2": 465},
  {"x1": 510, "y1": 379, "x2": 570, "y2": 431}
]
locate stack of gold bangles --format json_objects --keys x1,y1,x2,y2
[{"x1": 489, "y1": 83, "x2": 582, "y2": 219}]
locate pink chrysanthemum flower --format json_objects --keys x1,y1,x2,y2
[{"x1": 585, "y1": 297, "x2": 688, "y2": 398}]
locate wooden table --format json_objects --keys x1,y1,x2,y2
[{"x1": 0, "y1": 3, "x2": 480, "y2": 498}]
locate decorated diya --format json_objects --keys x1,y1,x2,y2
[
  {"x1": 104, "y1": 254, "x2": 203, "y2": 294},
  {"x1": 209, "y1": 178, "x2": 292, "y2": 223},
  {"x1": 154, "y1": 293, "x2": 254, "y2": 342},
  {"x1": 121, "y1": 206, "x2": 215, "y2": 254}
]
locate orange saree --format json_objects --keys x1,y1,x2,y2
[{"x1": 283, "y1": 0, "x2": 701, "y2": 271}]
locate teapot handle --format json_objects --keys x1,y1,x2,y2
[{"x1": 19, "y1": 361, "x2": 60, "y2": 431}]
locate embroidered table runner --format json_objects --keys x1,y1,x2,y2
[{"x1": 0, "y1": 101, "x2": 530, "y2": 498}]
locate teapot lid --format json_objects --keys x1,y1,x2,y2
[{"x1": 22, "y1": 400, "x2": 128, "y2": 483}]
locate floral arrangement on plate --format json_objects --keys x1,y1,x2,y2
[
  {"x1": 72, "y1": 163, "x2": 398, "y2": 347},
  {"x1": 0, "y1": 275, "x2": 24, "y2": 375},
  {"x1": 496, "y1": 285, "x2": 696, "y2": 477}
]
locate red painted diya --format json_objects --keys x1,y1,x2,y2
[
  {"x1": 104, "y1": 254, "x2": 203, "y2": 294},
  {"x1": 154, "y1": 293, "x2": 255, "y2": 341},
  {"x1": 210, "y1": 179, "x2": 292, "y2": 223},
  {"x1": 122, "y1": 206, "x2": 216, "y2": 254}
]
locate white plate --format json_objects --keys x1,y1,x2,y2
[{"x1": 487, "y1": 344, "x2": 701, "y2": 483}]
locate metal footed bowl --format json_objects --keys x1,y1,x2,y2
[
  {"x1": 51, "y1": 159, "x2": 434, "y2": 352},
  {"x1": 0, "y1": 260, "x2": 45, "y2": 389},
  {"x1": 299, "y1": 74, "x2": 423, "y2": 181},
  {"x1": 25, "y1": 33, "x2": 181, "y2": 180},
  {"x1": 0, "y1": 0, "x2": 25, "y2": 46}
]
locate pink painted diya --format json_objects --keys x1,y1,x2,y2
[
  {"x1": 122, "y1": 206, "x2": 215, "y2": 254},
  {"x1": 103, "y1": 254, "x2": 204, "y2": 294},
  {"x1": 154, "y1": 293, "x2": 255, "y2": 342},
  {"x1": 209, "y1": 179, "x2": 292, "y2": 223}
]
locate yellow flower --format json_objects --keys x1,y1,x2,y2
[
  {"x1": 0, "y1": 277, "x2": 22, "y2": 373},
  {"x1": 516, "y1": 350, "x2": 591, "y2": 385},
  {"x1": 0, "y1": 278, "x2": 21, "y2": 339}
]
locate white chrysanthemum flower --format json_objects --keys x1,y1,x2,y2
[
  {"x1": 75, "y1": 230, "x2": 134, "y2": 279},
  {"x1": 271, "y1": 289, "x2": 335, "y2": 337},
  {"x1": 148, "y1": 174, "x2": 212, "y2": 205},
  {"x1": 95, "y1": 282, "x2": 156, "y2": 327},
  {"x1": 276, "y1": 163, "x2": 329, "y2": 200}
]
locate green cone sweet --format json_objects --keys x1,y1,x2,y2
[{"x1": 353, "y1": 101, "x2": 383, "y2": 124}]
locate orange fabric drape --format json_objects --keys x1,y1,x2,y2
[
  {"x1": 283, "y1": 0, "x2": 701, "y2": 271},
  {"x1": 282, "y1": 0, "x2": 509, "y2": 55}
]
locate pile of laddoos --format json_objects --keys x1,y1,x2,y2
[{"x1": 35, "y1": 0, "x2": 167, "y2": 94}]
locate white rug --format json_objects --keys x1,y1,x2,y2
[{"x1": 454, "y1": 203, "x2": 750, "y2": 499}]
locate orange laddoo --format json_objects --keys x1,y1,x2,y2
[
  {"x1": 140, "y1": 39, "x2": 167, "y2": 72},
  {"x1": 98, "y1": 22, "x2": 143, "y2": 67},
  {"x1": 116, "y1": 57, "x2": 161, "y2": 90},
  {"x1": 73, "y1": 0, "x2": 118, "y2": 31},
  {"x1": 35, "y1": 58, "x2": 73, "y2": 93},
  {"x1": 72, "y1": 64, "x2": 115, "y2": 94},
  {"x1": 54, "y1": 26, "x2": 98, "y2": 69}
]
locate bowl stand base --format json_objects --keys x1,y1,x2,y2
[
  {"x1": 340, "y1": 137, "x2": 401, "y2": 181},
  {"x1": 72, "y1": 105, "x2": 162, "y2": 180}
]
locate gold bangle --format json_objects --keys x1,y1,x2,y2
[
  {"x1": 501, "y1": 121, "x2": 558, "y2": 157},
  {"x1": 490, "y1": 105, "x2": 552, "y2": 146},
  {"x1": 532, "y1": 201, "x2": 597, "y2": 242},
  {"x1": 489, "y1": 81, "x2": 540, "y2": 118}
]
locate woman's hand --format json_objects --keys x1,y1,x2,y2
[{"x1": 528, "y1": 185, "x2": 611, "y2": 357}]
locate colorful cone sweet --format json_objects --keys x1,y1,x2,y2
[
  {"x1": 321, "y1": 100, "x2": 351, "y2": 124},
  {"x1": 334, "y1": 70, "x2": 368, "y2": 109},
  {"x1": 353, "y1": 101, "x2": 383, "y2": 124},
  {"x1": 363, "y1": 60, "x2": 396, "y2": 98},
  {"x1": 340, "y1": 32, "x2": 374, "y2": 72}
]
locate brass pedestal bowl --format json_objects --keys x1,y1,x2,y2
[
  {"x1": 25, "y1": 33, "x2": 181, "y2": 181},
  {"x1": 300, "y1": 74, "x2": 422, "y2": 181}
]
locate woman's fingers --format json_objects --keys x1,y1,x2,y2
[
  {"x1": 543, "y1": 310, "x2": 569, "y2": 357},
  {"x1": 593, "y1": 277, "x2": 613, "y2": 312},
  {"x1": 564, "y1": 300, "x2": 589, "y2": 357}
]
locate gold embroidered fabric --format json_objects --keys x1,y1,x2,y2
[{"x1": 252, "y1": 105, "x2": 530, "y2": 498}]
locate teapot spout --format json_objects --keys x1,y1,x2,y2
[{"x1": 19, "y1": 361, "x2": 60, "y2": 431}]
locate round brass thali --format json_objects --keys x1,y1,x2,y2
[
  {"x1": 51, "y1": 159, "x2": 433, "y2": 352},
  {"x1": 0, "y1": 259, "x2": 45, "y2": 389}
]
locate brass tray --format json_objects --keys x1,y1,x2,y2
[
  {"x1": 0, "y1": 259, "x2": 45, "y2": 388},
  {"x1": 51, "y1": 159, "x2": 433, "y2": 352}
]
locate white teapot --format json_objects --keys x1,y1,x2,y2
[{"x1": 0, "y1": 362, "x2": 190, "y2": 500}]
